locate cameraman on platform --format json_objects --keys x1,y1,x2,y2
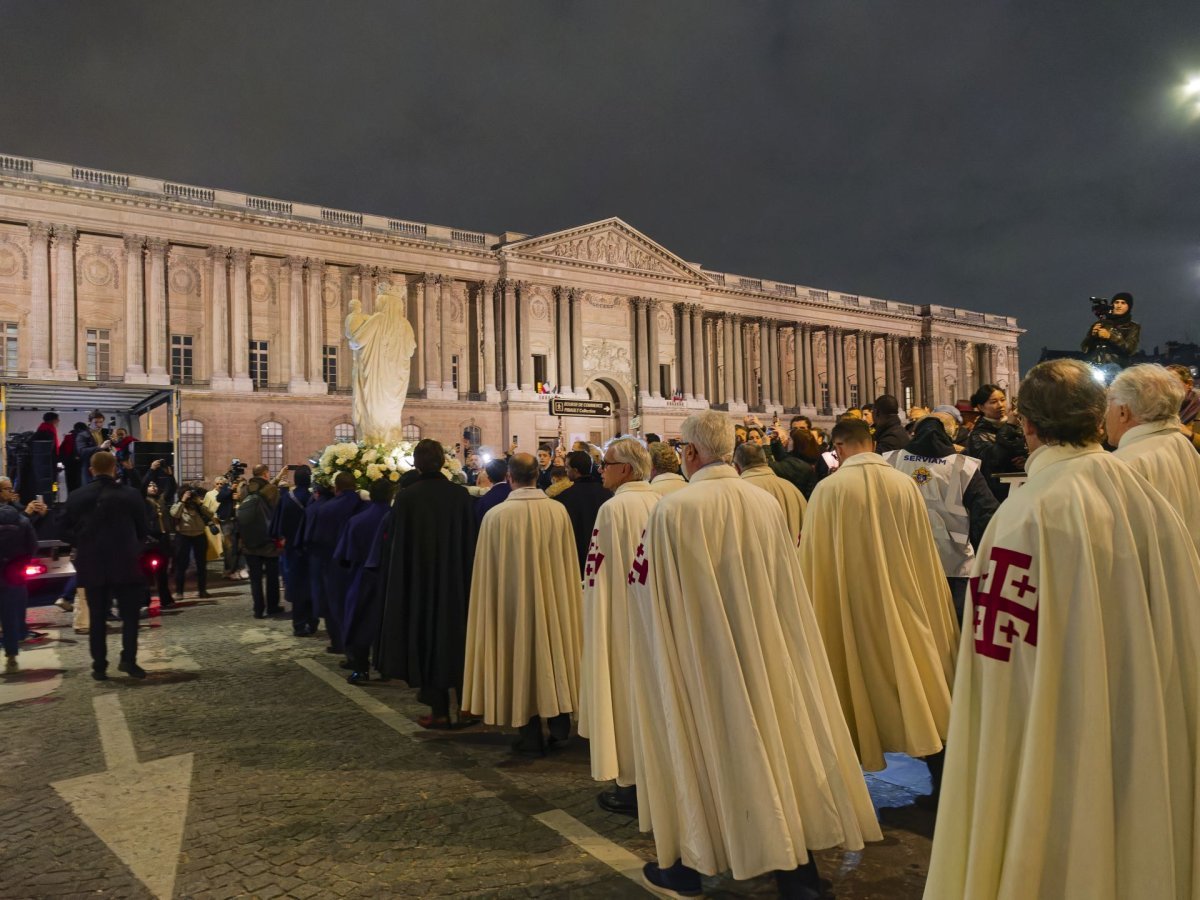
[{"x1": 1082, "y1": 292, "x2": 1141, "y2": 368}]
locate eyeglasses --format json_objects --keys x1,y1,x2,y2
[{"x1": 600, "y1": 459, "x2": 627, "y2": 470}]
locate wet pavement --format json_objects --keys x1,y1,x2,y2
[{"x1": 1, "y1": 573, "x2": 933, "y2": 898}]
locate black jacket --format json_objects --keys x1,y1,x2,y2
[
  {"x1": 237, "y1": 490, "x2": 278, "y2": 556},
  {"x1": 63, "y1": 475, "x2": 148, "y2": 588},
  {"x1": 0, "y1": 505, "x2": 38, "y2": 587},
  {"x1": 963, "y1": 417, "x2": 1028, "y2": 502},
  {"x1": 769, "y1": 453, "x2": 817, "y2": 500},
  {"x1": 1081, "y1": 317, "x2": 1141, "y2": 365},
  {"x1": 873, "y1": 414, "x2": 911, "y2": 454},
  {"x1": 554, "y1": 474, "x2": 612, "y2": 576}
]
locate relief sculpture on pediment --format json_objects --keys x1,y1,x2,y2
[
  {"x1": 540, "y1": 231, "x2": 670, "y2": 274},
  {"x1": 582, "y1": 338, "x2": 632, "y2": 375}
]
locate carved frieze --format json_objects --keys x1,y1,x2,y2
[
  {"x1": 169, "y1": 253, "x2": 202, "y2": 296},
  {"x1": 76, "y1": 246, "x2": 120, "y2": 290},
  {"x1": 585, "y1": 292, "x2": 623, "y2": 309},
  {"x1": 657, "y1": 309, "x2": 673, "y2": 335},
  {"x1": 249, "y1": 258, "x2": 279, "y2": 304},
  {"x1": 583, "y1": 338, "x2": 632, "y2": 375},
  {"x1": 538, "y1": 231, "x2": 670, "y2": 274},
  {"x1": 0, "y1": 236, "x2": 28, "y2": 279}
]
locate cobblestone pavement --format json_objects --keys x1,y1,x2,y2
[{"x1": 1, "y1": 570, "x2": 933, "y2": 899}]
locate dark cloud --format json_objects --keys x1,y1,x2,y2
[{"x1": 3, "y1": 0, "x2": 1199, "y2": 358}]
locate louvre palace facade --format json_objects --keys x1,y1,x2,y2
[{"x1": 0, "y1": 152, "x2": 1022, "y2": 481}]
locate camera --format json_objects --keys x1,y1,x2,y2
[
  {"x1": 1090, "y1": 296, "x2": 1113, "y2": 319},
  {"x1": 225, "y1": 458, "x2": 247, "y2": 482}
]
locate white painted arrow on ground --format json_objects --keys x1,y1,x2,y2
[{"x1": 51, "y1": 694, "x2": 193, "y2": 900}]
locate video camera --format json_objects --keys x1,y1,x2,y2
[
  {"x1": 1090, "y1": 296, "x2": 1114, "y2": 319},
  {"x1": 225, "y1": 458, "x2": 247, "y2": 482}
]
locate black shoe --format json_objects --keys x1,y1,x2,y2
[
  {"x1": 267, "y1": 608, "x2": 287, "y2": 617},
  {"x1": 159, "y1": 600, "x2": 176, "y2": 609},
  {"x1": 642, "y1": 860, "x2": 702, "y2": 898},
  {"x1": 597, "y1": 785, "x2": 638, "y2": 817},
  {"x1": 293, "y1": 627, "x2": 312, "y2": 637},
  {"x1": 118, "y1": 660, "x2": 147, "y2": 679},
  {"x1": 198, "y1": 592, "x2": 212, "y2": 599},
  {"x1": 91, "y1": 669, "x2": 108, "y2": 682},
  {"x1": 325, "y1": 645, "x2": 343, "y2": 654},
  {"x1": 775, "y1": 860, "x2": 826, "y2": 900},
  {"x1": 253, "y1": 612, "x2": 266, "y2": 619},
  {"x1": 347, "y1": 671, "x2": 369, "y2": 685}
]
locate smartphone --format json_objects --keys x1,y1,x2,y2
[
  {"x1": 35, "y1": 494, "x2": 43, "y2": 503},
  {"x1": 286, "y1": 464, "x2": 299, "y2": 471}
]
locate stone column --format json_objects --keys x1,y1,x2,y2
[
  {"x1": 834, "y1": 328, "x2": 848, "y2": 407},
  {"x1": 769, "y1": 320, "x2": 780, "y2": 408},
  {"x1": 720, "y1": 314, "x2": 734, "y2": 405},
  {"x1": 911, "y1": 339, "x2": 924, "y2": 406},
  {"x1": 480, "y1": 281, "x2": 498, "y2": 399},
  {"x1": 50, "y1": 225, "x2": 79, "y2": 380},
  {"x1": 516, "y1": 281, "x2": 533, "y2": 393},
  {"x1": 893, "y1": 337, "x2": 904, "y2": 398},
  {"x1": 646, "y1": 299, "x2": 662, "y2": 399},
  {"x1": 229, "y1": 249, "x2": 253, "y2": 391},
  {"x1": 306, "y1": 258, "x2": 325, "y2": 392},
  {"x1": 144, "y1": 237, "x2": 169, "y2": 384},
  {"x1": 797, "y1": 325, "x2": 810, "y2": 407},
  {"x1": 731, "y1": 316, "x2": 745, "y2": 406},
  {"x1": 441, "y1": 278, "x2": 457, "y2": 393},
  {"x1": 285, "y1": 257, "x2": 306, "y2": 391},
  {"x1": 755, "y1": 320, "x2": 768, "y2": 407},
  {"x1": 356, "y1": 265, "x2": 375, "y2": 315},
  {"x1": 122, "y1": 235, "x2": 147, "y2": 383},
  {"x1": 631, "y1": 298, "x2": 648, "y2": 401},
  {"x1": 501, "y1": 280, "x2": 517, "y2": 393},
  {"x1": 26, "y1": 223, "x2": 52, "y2": 378},
  {"x1": 1009, "y1": 346, "x2": 1021, "y2": 391},
  {"x1": 677, "y1": 304, "x2": 693, "y2": 400},
  {"x1": 555, "y1": 287, "x2": 571, "y2": 393},
  {"x1": 691, "y1": 305, "x2": 705, "y2": 403},
  {"x1": 207, "y1": 246, "x2": 232, "y2": 390},
  {"x1": 422, "y1": 273, "x2": 439, "y2": 395},
  {"x1": 569, "y1": 288, "x2": 584, "y2": 395}
]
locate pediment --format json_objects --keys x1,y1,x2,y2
[{"x1": 504, "y1": 218, "x2": 709, "y2": 282}]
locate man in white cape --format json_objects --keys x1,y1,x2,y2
[
  {"x1": 630, "y1": 410, "x2": 880, "y2": 899},
  {"x1": 578, "y1": 438, "x2": 659, "y2": 818},
  {"x1": 733, "y1": 441, "x2": 806, "y2": 546},
  {"x1": 462, "y1": 453, "x2": 583, "y2": 754},
  {"x1": 1107, "y1": 363, "x2": 1200, "y2": 546},
  {"x1": 647, "y1": 441, "x2": 688, "y2": 497},
  {"x1": 800, "y1": 418, "x2": 958, "y2": 788},
  {"x1": 925, "y1": 360, "x2": 1200, "y2": 900}
]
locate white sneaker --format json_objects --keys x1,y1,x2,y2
[
  {"x1": 55, "y1": 597, "x2": 74, "y2": 613},
  {"x1": 236, "y1": 569, "x2": 249, "y2": 580}
]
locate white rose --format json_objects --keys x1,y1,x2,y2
[
  {"x1": 353, "y1": 469, "x2": 363, "y2": 479},
  {"x1": 366, "y1": 464, "x2": 383, "y2": 481}
]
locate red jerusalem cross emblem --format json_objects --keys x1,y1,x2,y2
[
  {"x1": 969, "y1": 546, "x2": 1039, "y2": 662},
  {"x1": 627, "y1": 531, "x2": 649, "y2": 586},
  {"x1": 584, "y1": 529, "x2": 604, "y2": 588}
]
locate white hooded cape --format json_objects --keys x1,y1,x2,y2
[
  {"x1": 799, "y1": 452, "x2": 959, "y2": 772},
  {"x1": 925, "y1": 444, "x2": 1200, "y2": 900},
  {"x1": 1114, "y1": 420, "x2": 1200, "y2": 549},
  {"x1": 578, "y1": 480, "x2": 660, "y2": 785},
  {"x1": 462, "y1": 488, "x2": 583, "y2": 726},
  {"x1": 629, "y1": 463, "x2": 880, "y2": 880},
  {"x1": 739, "y1": 465, "x2": 807, "y2": 545}
]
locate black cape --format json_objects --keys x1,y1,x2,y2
[
  {"x1": 374, "y1": 473, "x2": 478, "y2": 692},
  {"x1": 553, "y1": 475, "x2": 613, "y2": 576}
]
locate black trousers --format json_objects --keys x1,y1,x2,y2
[
  {"x1": 86, "y1": 583, "x2": 143, "y2": 672},
  {"x1": 152, "y1": 535, "x2": 174, "y2": 606},
  {"x1": 246, "y1": 555, "x2": 281, "y2": 615},
  {"x1": 173, "y1": 533, "x2": 208, "y2": 594}
]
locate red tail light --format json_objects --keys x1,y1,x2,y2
[{"x1": 23, "y1": 562, "x2": 47, "y2": 579}]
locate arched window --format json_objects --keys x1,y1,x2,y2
[
  {"x1": 179, "y1": 420, "x2": 204, "y2": 482},
  {"x1": 462, "y1": 424, "x2": 481, "y2": 450},
  {"x1": 333, "y1": 423, "x2": 355, "y2": 443},
  {"x1": 259, "y1": 421, "x2": 284, "y2": 473},
  {"x1": 401, "y1": 423, "x2": 421, "y2": 442}
]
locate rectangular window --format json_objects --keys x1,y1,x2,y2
[
  {"x1": 849, "y1": 383, "x2": 860, "y2": 407},
  {"x1": 904, "y1": 385, "x2": 913, "y2": 413},
  {"x1": 451, "y1": 354, "x2": 459, "y2": 390},
  {"x1": 170, "y1": 334, "x2": 194, "y2": 385},
  {"x1": 249, "y1": 340, "x2": 269, "y2": 390},
  {"x1": 0, "y1": 322, "x2": 17, "y2": 376},
  {"x1": 820, "y1": 380, "x2": 830, "y2": 410},
  {"x1": 85, "y1": 328, "x2": 111, "y2": 381},
  {"x1": 322, "y1": 345, "x2": 338, "y2": 387},
  {"x1": 532, "y1": 354, "x2": 548, "y2": 391}
]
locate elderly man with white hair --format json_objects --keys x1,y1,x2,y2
[
  {"x1": 733, "y1": 440, "x2": 806, "y2": 546},
  {"x1": 579, "y1": 437, "x2": 660, "y2": 817},
  {"x1": 629, "y1": 409, "x2": 879, "y2": 898},
  {"x1": 1107, "y1": 363, "x2": 1200, "y2": 545}
]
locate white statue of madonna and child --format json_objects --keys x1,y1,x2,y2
[{"x1": 344, "y1": 290, "x2": 417, "y2": 447}]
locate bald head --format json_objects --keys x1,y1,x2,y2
[{"x1": 508, "y1": 452, "x2": 538, "y2": 487}]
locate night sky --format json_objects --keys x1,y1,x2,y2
[{"x1": 3, "y1": 1, "x2": 1199, "y2": 364}]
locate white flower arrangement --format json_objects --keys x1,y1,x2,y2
[{"x1": 316, "y1": 440, "x2": 415, "y2": 491}]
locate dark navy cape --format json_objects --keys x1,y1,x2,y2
[{"x1": 335, "y1": 499, "x2": 390, "y2": 649}]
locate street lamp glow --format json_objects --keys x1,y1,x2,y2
[{"x1": 1185, "y1": 75, "x2": 1200, "y2": 97}]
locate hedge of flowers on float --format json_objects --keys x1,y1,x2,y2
[{"x1": 315, "y1": 440, "x2": 466, "y2": 491}]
